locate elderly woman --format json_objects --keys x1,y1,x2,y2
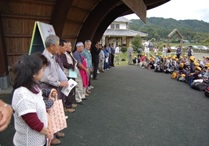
[{"x1": 12, "y1": 55, "x2": 53, "y2": 146}]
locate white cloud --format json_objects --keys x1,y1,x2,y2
[{"x1": 124, "y1": 0, "x2": 209, "y2": 22}]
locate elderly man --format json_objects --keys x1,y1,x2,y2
[
  {"x1": 40, "y1": 34, "x2": 68, "y2": 145},
  {"x1": 81, "y1": 40, "x2": 94, "y2": 92},
  {"x1": 73, "y1": 42, "x2": 88, "y2": 104}
]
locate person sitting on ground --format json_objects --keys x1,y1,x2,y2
[
  {"x1": 147, "y1": 58, "x2": 155, "y2": 69},
  {"x1": 139, "y1": 54, "x2": 147, "y2": 68},
  {"x1": 190, "y1": 66, "x2": 203, "y2": 82},
  {"x1": 132, "y1": 56, "x2": 139, "y2": 65}
]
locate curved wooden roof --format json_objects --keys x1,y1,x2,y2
[{"x1": 0, "y1": 0, "x2": 170, "y2": 69}]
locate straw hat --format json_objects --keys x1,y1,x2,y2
[
  {"x1": 190, "y1": 56, "x2": 195, "y2": 61},
  {"x1": 181, "y1": 74, "x2": 186, "y2": 77},
  {"x1": 196, "y1": 66, "x2": 201, "y2": 71}
]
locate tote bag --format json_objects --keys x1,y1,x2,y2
[{"x1": 48, "y1": 96, "x2": 67, "y2": 134}]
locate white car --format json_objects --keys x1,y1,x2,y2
[
  {"x1": 170, "y1": 46, "x2": 177, "y2": 50},
  {"x1": 201, "y1": 46, "x2": 209, "y2": 50}
]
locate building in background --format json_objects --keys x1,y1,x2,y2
[{"x1": 102, "y1": 17, "x2": 148, "y2": 47}]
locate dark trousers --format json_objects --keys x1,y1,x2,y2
[
  {"x1": 111, "y1": 54, "x2": 115, "y2": 66},
  {"x1": 93, "y1": 62, "x2": 99, "y2": 79},
  {"x1": 88, "y1": 72, "x2": 91, "y2": 86},
  {"x1": 65, "y1": 77, "x2": 76, "y2": 108}
]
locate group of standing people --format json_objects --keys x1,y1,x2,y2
[
  {"x1": 98, "y1": 44, "x2": 118, "y2": 72},
  {"x1": 0, "y1": 34, "x2": 108, "y2": 146}
]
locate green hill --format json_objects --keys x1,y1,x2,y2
[{"x1": 129, "y1": 17, "x2": 209, "y2": 43}]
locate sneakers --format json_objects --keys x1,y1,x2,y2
[
  {"x1": 72, "y1": 104, "x2": 77, "y2": 108},
  {"x1": 64, "y1": 108, "x2": 75, "y2": 113},
  {"x1": 89, "y1": 85, "x2": 94, "y2": 89},
  {"x1": 56, "y1": 132, "x2": 65, "y2": 138},
  {"x1": 51, "y1": 138, "x2": 61, "y2": 145},
  {"x1": 76, "y1": 102, "x2": 84, "y2": 105},
  {"x1": 88, "y1": 86, "x2": 94, "y2": 90},
  {"x1": 86, "y1": 90, "x2": 91, "y2": 94}
]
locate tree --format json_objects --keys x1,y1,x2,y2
[
  {"x1": 131, "y1": 35, "x2": 143, "y2": 51},
  {"x1": 121, "y1": 46, "x2": 127, "y2": 53}
]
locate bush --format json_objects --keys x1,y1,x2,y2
[
  {"x1": 131, "y1": 35, "x2": 143, "y2": 51},
  {"x1": 121, "y1": 47, "x2": 127, "y2": 53}
]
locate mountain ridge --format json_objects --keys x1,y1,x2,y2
[{"x1": 129, "y1": 17, "x2": 209, "y2": 42}]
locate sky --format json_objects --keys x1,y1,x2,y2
[{"x1": 124, "y1": 0, "x2": 209, "y2": 23}]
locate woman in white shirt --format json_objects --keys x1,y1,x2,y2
[{"x1": 12, "y1": 55, "x2": 53, "y2": 146}]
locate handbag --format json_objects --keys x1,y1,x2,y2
[{"x1": 48, "y1": 96, "x2": 67, "y2": 134}]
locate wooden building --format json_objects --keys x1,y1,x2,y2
[
  {"x1": 102, "y1": 16, "x2": 148, "y2": 47},
  {"x1": 0, "y1": 0, "x2": 170, "y2": 89}
]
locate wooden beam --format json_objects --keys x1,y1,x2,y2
[
  {"x1": 65, "y1": 19, "x2": 83, "y2": 25},
  {"x1": 77, "y1": 0, "x2": 122, "y2": 44},
  {"x1": 7, "y1": 52, "x2": 27, "y2": 56},
  {"x1": 121, "y1": 0, "x2": 147, "y2": 23},
  {"x1": 15, "y1": 0, "x2": 54, "y2": 5},
  {"x1": 92, "y1": 4, "x2": 130, "y2": 44},
  {"x1": 1, "y1": 14, "x2": 49, "y2": 21},
  {"x1": 4, "y1": 34, "x2": 31, "y2": 38},
  {"x1": 50, "y1": 0, "x2": 73, "y2": 36},
  {"x1": 62, "y1": 35, "x2": 78, "y2": 39},
  {"x1": 71, "y1": 5, "x2": 90, "y2": 13}
]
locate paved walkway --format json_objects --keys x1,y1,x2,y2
[{"x1": 1, "y1": 66, "x2": 209, "y2": 146}]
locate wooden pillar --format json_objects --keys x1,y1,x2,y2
[{"x1": 0, "y1": 13, "x2": 9, "y2": 89}]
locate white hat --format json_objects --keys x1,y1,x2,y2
[{"x1": 76, "y1": 42, "x2": 84, "y2": 47}]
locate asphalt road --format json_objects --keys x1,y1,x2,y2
[{"x1": 1, "y1": 65, "x2": 209, "y2": 146}]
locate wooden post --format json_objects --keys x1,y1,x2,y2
[{"x1": 0, "y1": 13, "x2": 10, "y2": 89}]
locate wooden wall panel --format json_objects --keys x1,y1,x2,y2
[
  {"x1": 5, "y1": 38, "x2": 31, "y2": 54},
  {"x1": 62, "y1": 23, "x2": 81, "y2": 37},
  {"x1": 5, "y1": 1, "x2": 54, "y2": 17},
  {"x1": 67, "y1": 7, "x2": 87, "y2": 22},
  {"x1": 1, "y1": 0, "x2": 55, "y2": 66}
]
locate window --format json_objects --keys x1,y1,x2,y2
[
  {"x1": 116, "y1": 24, "x2": 120, "y2": 29},
  {"x1": 110, "y1": 24, "x2": 114, "y2": 29}
]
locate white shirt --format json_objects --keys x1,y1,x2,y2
[
  {"x1": 162, "y1": 47, "x2": 167, "y2": 53},
  {"x1": 12, "y1": 87, "x2": 48, "y2": 146},
  {"x1": 115, "y1": 47, "x2": 120, "y2": 54},
  {"x1": 99, "y1": 50, "x2": 105, "y2": 60}
]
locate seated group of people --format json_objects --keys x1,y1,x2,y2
[{"x1": 133, "y1": 52, "x2": 209, "y2": 89}]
